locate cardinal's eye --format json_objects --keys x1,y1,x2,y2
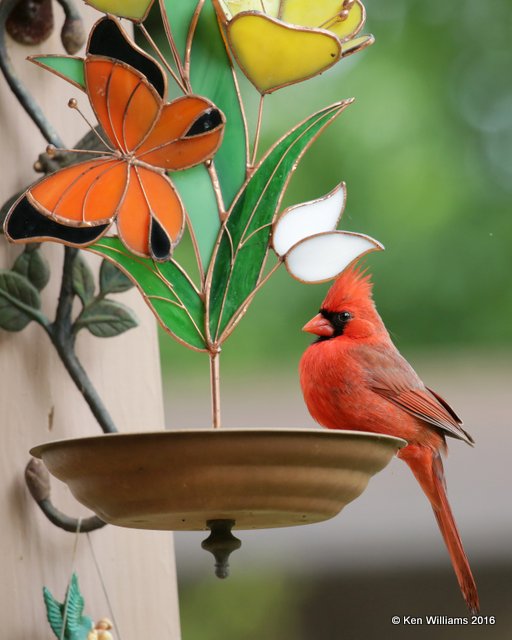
[
  {"x1": 319, "y1": 309, "x2": 352, "y2": 336},
  {"x1": 335, "y1": 311, "x2": 352, "y2": 324},
  {"x1": 185, "y1": 108, "x2": 223, "y2": 137}
]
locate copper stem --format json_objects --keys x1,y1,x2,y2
[
  {"x1": 251, "y1": 94, "x2": 265, "y2": 168},
  {"x1": 207, "y1": 161, "x2": 226, "y2": 220},
  {"x1": 138, "y1": 23, "x2": 188, "y2": 94},
  {"x1": 210, "y1": 350, "x2": 222, "y2": 429}
]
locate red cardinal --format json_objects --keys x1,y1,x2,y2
[{"x1": 299, "y1": 266, "x2": 479, "y2": 613}]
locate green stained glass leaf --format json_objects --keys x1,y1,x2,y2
[
  {"x1": 160, "y1": 0, "x2": 198, "y2": 63},
  {"x1": 99, "y1": 259, "x2": 134, "y2": 294},
  {"x1": 208, "y1": 101, "x2": 352, "y2": 341},
  {"x1": 172, "y1": 165, "x2": 219, "y2": 267},
  {"x1": 30, "y1": 56, "x2": 85, "y2": 90},
  {"x1": 75, "y1": 299, "x2": 138, "y2": 338},
  {"x1": 89, "y1": 238, "x2": 207, "y2": 351},
  {"x1": 72, "y1": 255, "x2": 95, "y2": 305},
  {"x1": 0, "y1": 271, "x2": 41, "y2": 331},
  {"x1": 13, "y1": 249, "x2": 50, "y2": 291},
  {"x1": 190, "y1": 0, "x2": 247, "y2": 209}
]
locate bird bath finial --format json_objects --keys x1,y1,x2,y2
[{"x1": 201, "y1": 520, "x2": 242, "y2": 579}]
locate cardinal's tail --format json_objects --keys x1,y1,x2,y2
[{"x1": 400, "y1": 444, "x2": 480, "y2": 614}]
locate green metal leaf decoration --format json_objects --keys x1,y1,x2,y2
[
  {"x1": 72, "y1": 255, "x2": 95, "y2": 305},
  {"x1": 0, "y1": 271, "x2": 41, "y2": 331},
  {"x1": 208, "y1": 100, "x2": 353, "y2": 341},
  {"x1": 89, "y1": 238, "x2": 207, "y2": 351},
  {"x1": 99, "y1": 259, "x2": 134, "y2": 294},
  {"x1": 12, "y1": 247, "x2": 50, "y2": 291},
  {"x1": 190, "y1": 0, "x2": 248, "y2": 209},
  {"x1": 43, "y1": 573, "x2": 94, "y2": 640},
  {"x1": 172, "y1": 165, "x2": 220, "y2": 268},
  {"x1": 30, "y1": 56, "x2": 85, "y2": 90},
  {"x1": 75, "y1": 299, "x2": 138, "y2": 337}
]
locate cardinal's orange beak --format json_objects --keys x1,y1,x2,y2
[{"x1": 302, "y1": 313, "x2": 334, "y2": 337}]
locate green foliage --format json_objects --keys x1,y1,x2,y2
[
  {"x1": 0, "y1": 270, "x2": 41, "y2": 331},
  {"x1": 0, "y1": 246, "x2": 138, "y2": 339},
  {"x1": 12, "y1": 246, "x2": 50, "y2": 291},
  {"x1": 72, "y1": 255, "x2": 95, "y2": 305},
  {"x1": 72, "y1": 255, "x2": 137, "y2": 338},
  {"x1": 99, "y1": 259, "x2": 134, "y2": 295},
  {"x1": 75, "y1": 299, "x2": 138, "y2": 337}
]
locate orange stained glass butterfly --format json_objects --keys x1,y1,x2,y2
[{"x1": 5, "y1": 22, "x2": 225, "y2": 261}]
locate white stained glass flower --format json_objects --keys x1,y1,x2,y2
[{"x1": 272, "y1": 183, "x2": 383, "y2": 283}]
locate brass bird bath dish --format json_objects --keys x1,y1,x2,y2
[{"x1": 32, "y1": 429, "x2": 405, "y2": 576}]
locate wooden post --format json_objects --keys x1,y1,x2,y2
[{"x1": 0, "y1": 7, "x2": 181, "y2": 638}]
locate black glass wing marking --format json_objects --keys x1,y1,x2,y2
[{"x1": 88, "y1": 17, "x2": 166, "y2": 98}]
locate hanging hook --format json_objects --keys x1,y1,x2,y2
[{"x1": 25, "y1": 458, "x2": 106, "y2": 533}]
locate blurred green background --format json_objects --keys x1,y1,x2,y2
[{"x1": 160, "y1": 0, "x2": 512, "y2": 380}]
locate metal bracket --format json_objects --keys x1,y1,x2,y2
[{"x1": 25, "y1": 458, "x2": 106, "y2": 533}]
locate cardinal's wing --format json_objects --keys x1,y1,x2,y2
[{"x1": 357, "y1": 343, "x2": 474, "y2": 445}]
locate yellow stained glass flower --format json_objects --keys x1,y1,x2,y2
[
  {"x1": 214, "y1": 0, "x2": 374, "y2": 94},
  {"x1": 84, "y1": 0, "x2": 154, "y2": 22}
]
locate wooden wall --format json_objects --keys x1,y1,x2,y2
[{"x1": 0, "y1": 6, "x2": 181, "y2": 638}]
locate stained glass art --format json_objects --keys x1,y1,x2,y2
[
  {"x1": 214, "y1": 0, "x2": 374, "y2": 93},
  {"x1": 5, "y1": 18, "x2": 225, "y2": 262},
  {"x1": 3, "y1": 0, "x2": 381, "y2": 354},
  {"x1": 272, "y1": 184, "x2": 383, "y2": 283}
]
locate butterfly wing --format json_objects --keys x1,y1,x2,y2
[
  {"x1": 87, "y1": 16, "x2": 166, "y2": 98},
  {"x1": 4, "y1": 158, "x2": 127, "y2": 245},
  {"x1": 6, "y1": 21, "x2": 224, "y2": 259},
  {"x1": 135, "y1": 96, "x2": 225, "y2": 170},
  {"x1": 116, "y1": 166, "x2": 184, "y2": 261},
  {"x1": 4, "y1": 195, "x2": 110, "y2": 246},
  {"x1": 84, "y1": 58, "x2": 162, "y2": 154},
  {"x1": 29, "y1": 158, "x2": 128, "y2": 225}
]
